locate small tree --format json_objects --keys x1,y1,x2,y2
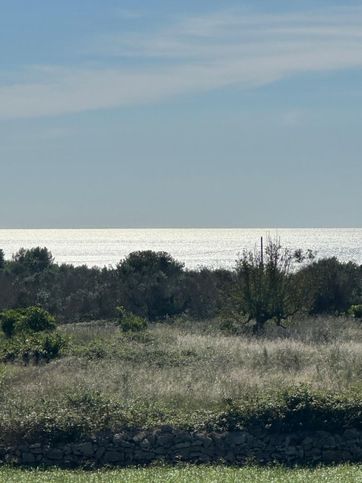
[
  {"x1": 0, "y1": 250, "x2": 4, "y2": 270},
  {"x1": 12, "y1": 247, "x2": 54, "y2": 274},
  {"x1": 300, "y1": 258, "x2": 361, "y2": 315},
  {"x1": 117, "y1": 251, "x2": 185, "y2": 320},
  {"x1": 235, "y1": 239, "x2": 310, "y2": 333},
  {"x1": 21, "y1": 306, "x2": 56, "y2": 333}
]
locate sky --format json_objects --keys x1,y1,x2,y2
[{"x1": 1, "y1": 0, "x2": 362, "y2": 228}]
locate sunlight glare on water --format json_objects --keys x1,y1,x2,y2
[{"x1": 0, "y1": 229, "x2": 361, "y2": 269}]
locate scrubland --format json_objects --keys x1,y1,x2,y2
[
  {"x1": 1, "y1": 315, "x2": 362, "y2": 445},
  {"x1": 5, "y1": 316, "x2": 362, "y2": 408}
]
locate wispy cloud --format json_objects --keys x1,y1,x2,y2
[{"x1": 1, "y1": 6, "x2": 362, "y2": 119}]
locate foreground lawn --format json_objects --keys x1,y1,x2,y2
[{"x1": 1, "y1": 465, "x2": 362, "y2": 483}]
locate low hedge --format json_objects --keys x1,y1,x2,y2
[
  {"x1": 206, "y1": 387, "x2": 362, "y2": 433},
  {"x1": 1, "y1": 387, "x2": 362, "y2": 445}
]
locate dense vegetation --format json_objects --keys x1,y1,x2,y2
[
  {"x1": 0, "y1": 243, "x2": 361, "y2": 327},
  {"x1": 1, "y1": 242, "x2": 362, "y2": 458},
  {"x1": 1, "y1": 316, "x2": 362, "y2": 445}
]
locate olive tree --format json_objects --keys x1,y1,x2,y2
[
  {"x1": 117, "y1": 251, "x2": 185, "y2": 320},
  {"x1": 235, "y1": 239, "x2": 311, "y2": 333}
]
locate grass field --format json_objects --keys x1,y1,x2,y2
[
  {"x1": 1, "y1": 315, "x2": 362, "y2": 443},
  {"x1": 1, "y1": 465, "x2": 362, "y2": 482},
  {"x1": 3, "y1": 316, "x2": 362, "y2": 409}
]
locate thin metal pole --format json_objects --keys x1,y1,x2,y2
[{"x1": 261, "y1": 236, "x2": 264, "y2": 267}]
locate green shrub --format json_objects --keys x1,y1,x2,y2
[
  {"x1": 20, "y1": 306, "x2": 56, "y2": 333},
  {"x1": 301, "y1": 258, "x2": 360, "y2": 315},
  {"x1": 0, "y1": 309, "x2": 20, "y2": 338},
  {"x1": 0, "y1": 307, "x2": 56, "y2": 338},
  {"x1": 206, "y1": 387, "x2": 362, "y2": 433},
  {"x1": 81, "y1": 341, "x2": 108, "y2": 360},
  {"x1": 116, "y1": 306, "x2": 148, "y2": 332},
  {"x1": 219, "y1": 319, "x2": 240, "y2": 335},
  {"x1": 1, "y1": 386, "x2": 362, "y2": 445},
  {"x1": 0, "y1": 332, "x2": 66, "y2": 364},
  {"x1": 117, "y1": 251, "x2": 185, "y2": 320},
  {"x1": 349, "y1": 305, "x2": 362, "y2": 319}
]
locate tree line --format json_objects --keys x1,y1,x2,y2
[{"x1": 0, "y1": 241, "x2": 361, "y2": 332}]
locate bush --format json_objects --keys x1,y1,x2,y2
[
  {"x1": 20, "y1": 306, "x2": 56, "y2": 333},
  {"x1": 207, "y1": 387, "x2": 362, "y2": 433},
  {"x1": 0, "y1": 332, "x2": 66, "y2": 364},
  {"x1": 0, "y1": 309, "x2": 19, "y2": 338},
  {"x1": 219, "y1": 319, "x2": 241, "y2": 335},
  {"x1": 301, "y1": 258, "x2": 361, "y2": 315},
  {"x1": 349, "y1": 304, "x2": 362, "y2": 319},
  {"x1": 117, "y1": 251, "x2": 185, "y2": 320},
  {"x1": 0, "y1": 307, "x2": 56, "y2": 337},
  {"x1": 1, "y1": 386, "x2": 362, "y2": 445},
  {"x1": 116, "y1": 306, "x2": 148, "y2": 332},
  {"x1": 0, "y1": 307, "x2": 62, "y2": 364}
]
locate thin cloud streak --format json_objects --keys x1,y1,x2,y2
[{"x1": 1, "y1": 7, "x2": 362, "y2": 119}]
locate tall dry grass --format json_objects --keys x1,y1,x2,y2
[{"x1": 1, "y1": 316, "x2": 362, "y2": 413}]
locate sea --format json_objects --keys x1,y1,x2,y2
[{"x1": 0, "y1": 228, "x2": 361, "y2": 270}]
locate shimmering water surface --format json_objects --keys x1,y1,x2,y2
[{"x1": 0, "y1": 229, "x2": 361, "y2": 269}]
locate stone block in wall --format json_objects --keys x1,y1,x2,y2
[
  {"x1": 133, "y1": 431, "x2": 148, "y2": 443},
  {"x1": 189, "y1": 453, "x2": 211, "y2": 463},
  {"x1": 349, "y1": 447, "x2": 362, "y2": 460},
  {"x1": 156, "y1": 432, "x2": 175, "y2": 446},
  {"x1": 134, "y1": 450, "x2": 154, "y2": 461},
  {"x1": 46, "y1": 448, "x2": 63, "y2": 460},
  {"x1": 173, "y1": 431, "x2": 192, "y2": 443},
  {"x1": 314, "y1": 431, "x2": 337, "y2": 449},
  {"x1": 172, "y1": 441, "x2": 192, "y2": 450},
  {"x1": 102, "y1": 450, "x2": 124, "y2": 464},
  {"x1": 21, "y1": 452, "x2": 35, "y2": 464},
  {"x1": 193, "y1": 433, "x2": 213, "y2": 448},
  {"x1": 302, "y1": 436, "x2": 314, "y2": 449},
  {"x1": 140, "y1": 438, "x2": 151, "y2": 449},
  {"x1": 225, "y1": 431, "x2": 249, "y2": 446},
  {"x1": 29, "y1": 443, "x2": 42, "y2": 454},
  {"x1": 344, "y1": 429, "x2": 362, "y2": 443},
  {"x1": 95, "y1": 446, "x2": 106, "y2": 460},
  {"x1": 304, "y1": 446, "x2": 322, "y2": 461},
  {"x1": 72, "y1": 442, "x2": 94, "y2": 457},
  {"x1": 117, "y1": 440, "x2": 134, "y2": 449},
  {"x1": 211, "y1": 432, "x2": 228, "y2": 447},
  {"x1": 322, "y1": 449, "x2": 351, "y2": 463},
  {"x1": 112, "y1": 432, "x2": 128, "y2": 444}
]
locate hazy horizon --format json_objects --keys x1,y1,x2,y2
[{"x1": 1, "y1": 226, "x2": 362, "y2": 230}]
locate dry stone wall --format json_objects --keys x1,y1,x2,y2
[{"x1": 1, "y1": 426, "x2": 362, "y2": 467}]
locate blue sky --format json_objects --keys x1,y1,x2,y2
[{"x1": 1, "y1": 0, "x2": 362, "y2": 227}]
